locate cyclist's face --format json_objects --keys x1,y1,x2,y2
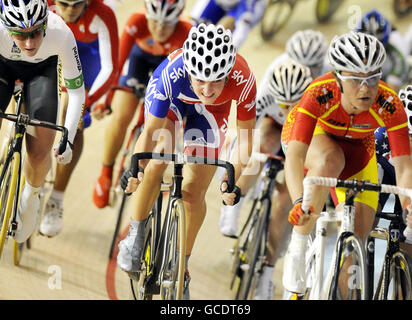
[
  {"x1": 190, "y1": 77, "x2": 227, "y2": 105},
  {"x1": 338, "y1": 70, "x2": 380, "y2": 115},
  {"x1": 147, "y1": 18, "x2": 177, "y2": 43},
  {"x1": 54, "y1": 0, "x2": 87, "y2": 23},
  {"x1": 10, "y1": 24, "x2": 46, "y2": 56}
]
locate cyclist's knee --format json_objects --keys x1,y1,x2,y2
[{"x1": 308, "y1": 148, "x2": 345, "y2": 177}]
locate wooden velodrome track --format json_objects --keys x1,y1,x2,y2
[{"x1": 0, "y1": 0, "x2": 411, "y2": 300}]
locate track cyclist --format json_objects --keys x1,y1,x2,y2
[
  {"x1": 281, "y1": 31, "x2": 412, "y2": 299},
  {"x1": 356, "y1": 9, "x2": 409, "y2": 92},
  {"x1": 92, "y1": 0, "x2": 191, "y2": 209},
  {"x1": 0, "y1": 0, "x2": 85, "y2": 243},
  {"x1": 118, "y1": 23, "x2": 257, "y2": 299},
  {"x1": 226, "y1": 60, "x2": 313, "y2": 300},
  {"x1": 374, "y1": 85, "x2": 412, "y2": 259},
  {"x1": 39, "y1": 0, "x2": 119, "y2": 236},
  {"x1": 219, "y1": 29, "x2": 331, "y2": 240},
  {"x1": 190, "y1": 0, "x2": 266, "y2": 50}
]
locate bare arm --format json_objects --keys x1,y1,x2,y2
[{"x1": 284, "y1": 140, "x2": 309, "y2": 204}]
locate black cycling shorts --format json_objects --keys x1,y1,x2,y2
[{"x1": 0, "y1": 55, "x2": 59, "y2": 123}]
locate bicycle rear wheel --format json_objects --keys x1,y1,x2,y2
[
  {"x1": 260, "y1": 0, "x2": 296, "y2": 41},
  {"x1": 0, "y1": 151, "x2": 20, "y2": 258},
  {"x1": 315, "y1": 0, "x2": 343, "y2": 23},
  {"x1": 236, "y1": 198, "x2": 270, "y2": 300},
  {"x1": 375, "y1": 250, "x2": 412, "y2": 300},
  {"x1": 160, "y1": 199, "x2": 186, "y2": 300},
  {"x1": 327, "y1": 234, "x2": 368, "y2": 300}
]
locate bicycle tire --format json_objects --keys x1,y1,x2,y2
[
  {"x1": 13, "y1": 173, "x2": 26, "y2": 266},
  {"x1": 130, "y1": 193, "x2": 162, "y2": 299},
  {"x1": 393, "y1": 0, "x2": 412, "y2": 17},
  {"x1": 315, "y1": 0, "x2": 343, "y2": 23},
  {"x1": 260, "y1": 0, "x2": 296, "y2": 41},
  {"x1": 0, "y1": 151, "x2": 20, "y2": 258},
  {"x1": 327, "y1": 234, "x2": 368, "y2": 300},
  {"x1": 160, "y1": 199, "x2": 186, "y2": 300},
  {"x1": 375, "y1": 250, "x2": 412, "y2": 300},
  {"x1": 130, "y1": 218, "x2": 154, "y2": 300},
  {"x1": 237, "y1": 198, "x2": 270, "y2": 300}
]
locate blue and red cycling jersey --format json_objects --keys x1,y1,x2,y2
[{"x1": 145, "y1": 49, "x2": 257, "y2": 158}]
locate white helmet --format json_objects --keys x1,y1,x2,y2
[
  {"x1": 215, "y1": 0, "x2": 240, "y2": 10},
  {"x1": 286, "y1": 30, "x2": 328, "y2": 67},
  {"x1": 399, "y1": 85, "x2": 412, "y2": 135},
  {"x1": 145, "y1": 0, "x2": 184, "y2": 24},
  {"x1": 269, "y1": 60, "x2": 313, "y2": 104},
  {"x1": 182, "y1": 23, "x2": 236, "y2": 81},
  {"x1": 0, "y1": 0, "x2": 48, "y2": 30},
  {"x1": 328, "y1": 31, "x2": 386, "y2": 74}
]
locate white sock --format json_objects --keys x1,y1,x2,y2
[
  {"x1": 21, "y1": 182, "x2": 40, "y2": 207},
  {"x1": 289, "y1": 229, "x2": 308, "y2": 254},
  {"x1": 50, "y1": 189, "x2": 64, "y2": 207}
]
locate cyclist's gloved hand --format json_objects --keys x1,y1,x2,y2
[
  {"x1": 220, "y1": 180, "x2": 241, "y2": 206},
  {"x1": 288, "y1": 198, "x2": 313, "y2": 226},
  {"x1": 54, "y1": 140, "x2": 74, "y2": 165},
  {"x1": 121, "y1": 167, "x2": 144, "y2": 195}
]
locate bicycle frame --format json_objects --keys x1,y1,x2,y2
[
  {"x1": 301, "y1": 176, "x2": 412, "y2": 300},
  {"x1": 129, "y1": 152, "x2": 235, "y2": 300},
  {"x1": 367, "y1": 210, "x2": 411, "y2": 299}
]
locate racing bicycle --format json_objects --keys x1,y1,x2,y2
[
  {"x1": 230, "y1": 152, "x2": 284, "y2": 300},
  {"x1": 0, "y1": 88, "x2": 68, "y2": 262},
  {"x1": 127, "y1": 152, "x2": 236, "y2": 300}
]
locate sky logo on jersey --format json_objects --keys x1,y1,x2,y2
[
  {"x1": 170, "y1": 66, "x2": 185, "y2": 83},
  {"x1": 231, "y1": 70, "x2": 249, "y2": 86}
]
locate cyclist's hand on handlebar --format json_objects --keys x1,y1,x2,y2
[
  {"x1": 404, "y1": 203, "x2": 412, "y2": 229},
  {"x1": 54, "y1": 140, "x2": 74, "y2": 165},
  {"x1": 91, "y1": 102, "x2": 111, "y2": 120},
  {"x1": 288, "y1": 199, "x2": 313, "y2": 226},
  {"x1": 220, "y1": 180, "x2": 241, "y2": 206},
  {"x1": 120, "y1": 168, "x2": 144, "y2": 195}
]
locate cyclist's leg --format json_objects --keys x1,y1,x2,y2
[
  {"x1": 0, "y1": 57, "x2": 16, "y2": 127},
  {"x1": 117, "y1": 116, "x2": 176, "y2": 272},
  {"x1": 220, "y1": 116, "x2": 281, "y2": 236},
  {"x1": 94, "y1": 44, "x2": 164, "y2": 208},
  {"x1": 229, "y1": 0, "x2": 266, "y2": 49},
  {"x1": 283, "y1": 129, "x2": 345, "y2": 295},
  {"x1": 16, "y1": 58, "x2": 59, "y2": 242}
]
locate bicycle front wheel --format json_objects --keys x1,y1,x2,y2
[
  {"x1": 375, "y1": 250, "x2": 412, "y2": 300},
  {"x1": 160, "y1": 199, "x2": 186, "y2": 300},
  {"x1": 315, "y1": 0, "x2": 343, "y2": 23},
  {"x1": 260, "y1": 0, "x2": 295, "y2": 41},
  {"x1": 237, "y1": 198, "x2": 270, "y2": 300},
  {"x1": 0, "y1": 151, "x2": 20, "y2": 258},
  {"x1": 327, "y1": 234, "x2": 368, "y2": 300}
]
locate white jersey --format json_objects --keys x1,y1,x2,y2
[
  {"x1": 0, "y1": 11, "x2": 85, "y2": 143},
  {"x1": 256, "y1": 53, "x2": 332, "y2": 126}
]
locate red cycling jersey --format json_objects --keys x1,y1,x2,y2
[{"x1": 281, "y1": 72, "x2": 410, "y2": 158}]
